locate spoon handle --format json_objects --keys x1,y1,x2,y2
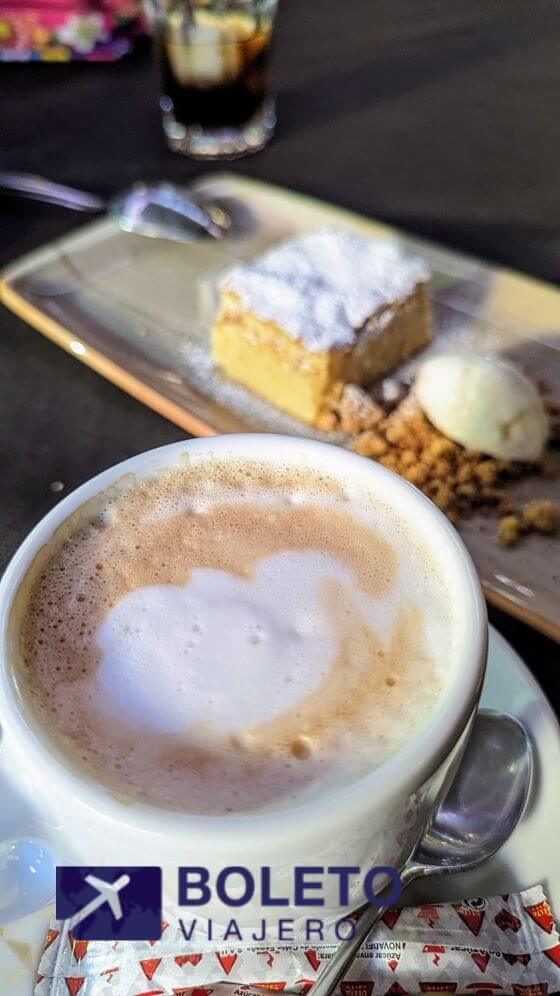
[
  {"x1": 310, "y1": 865, "x2": 424, "y2": 996},
  {"x1": 0, "y1": 172, "x2": 105, "y2": 212}
]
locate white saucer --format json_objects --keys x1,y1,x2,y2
[{"x1": 0, "y1": 625, "x2": 559, "y2": 996}]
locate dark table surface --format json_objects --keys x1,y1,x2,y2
[{"x1": 1, "y1": 0, "x2": 559, "y2": 709}]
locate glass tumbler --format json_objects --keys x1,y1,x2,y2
[{"x1": 152, "y1": 0, "x2": 278, "y2": 159}]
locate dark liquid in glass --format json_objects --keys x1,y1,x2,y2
[{"x1": 160, "y1": 15, "x2": 272, "y2": 130}]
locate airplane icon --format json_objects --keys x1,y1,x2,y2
[
  {"x1": 66, "y1": 873, "x2": 131, "y2": 931},
  {"x1": 57, "y1": 865, "x2": 161, "y2": 940}
]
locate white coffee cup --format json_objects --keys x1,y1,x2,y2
[{"x1": 0, "y1": 435, "x2": 486, "y2": 927}]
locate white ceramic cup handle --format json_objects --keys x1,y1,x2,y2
[{"x1": 0, "y1": 725, "x2": 57, "y2": 924}]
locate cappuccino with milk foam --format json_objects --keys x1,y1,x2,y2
[{"x1": 15, "y1": 456, "x2": 457, "y2": 814}]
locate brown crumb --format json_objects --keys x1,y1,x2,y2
[
  {"x1": 429, "y1": 437, "x2": 459, "y2": 460},
  {"x1": 433, "y1": 459, "x2": 453, "y2": 479},
  {"x1": 432, "y1": 483, "x2": 454, "y2": 512},
  {"x1": 456, "y1": 463, "x2": 475, "y2": 484},
  {"x1": 350, "y1": 430, "x2": 388, "y2": 457},
  {"x1": 522, "y1": 499, "x2": 560, "y2": 535},
  {"x1": 403, "y1": 464, "x2": 429, "y2": 486},
  {"x1": 378, "y1": 452, "x2": 399, "y2": 472},
  {"x1": 336, "y1": 384, "x2": 384, "y2": 434},
  {"x1": 400, "y1": 448, "x2": 417, "y2": 468},
  {"x1": 474, "y1": 461, "x2": 499, "y2": 487},
  {"x1": 497, "y1": 515, "x2": 522, "y2": 548},
  {"x1": 457, "y1": 483, "x2": 477, "y2": 500},
  {"x1": 315, "y1": 409, "x2": 338, "y2": 432},
  {"x1": 385, "y1": 423, "x2": 407, "y2": 446}
]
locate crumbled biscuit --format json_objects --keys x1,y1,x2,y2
[
  {"x1": 315, "y1": 409, "x2": 339, "y2": 432},
  {"x1": 350, "y1": 430, "x2": 388, "y2": 458},
  {"x1": 337, "y1": 384, "x2": 384, "y2": 434},
  {"x1": 457, "y1": 483, "x2": 477, "y2": 500},
  {"x1": 403, "y1": 464, "x2": 429, "y2": 487},
  {"x1": 400, "y1": 449, "x2": 417, "y2": 468},
  {"x1": 474, "y1": 461, "x2": 499, "y2": 487},
  {"x1": 385, "y1": 423, "x2": 406, "y2": 446},
  {"x1": 429, "y1": 437, "x2": 459, "y2": 460},
  {"x1": 432, "y1": 483, "x2": 454, "y2": 512},
  {"x1": 378, "y1": 452, "x2": 399, "y2": 472},
  {"x1": 522, "y1": 499, "x2": 560, "y2": 535},
  {"x1": 497, "y1": 515, "x2": 522, "y2": 548},
  {"x1": 325, "y1": 378, "x2": 559, "y2": 548},
  {"x1": 456, "y1": 463, "x2": 474, "y2": 485},
  {"x1": 433, "y1": 459, "x2": 453, "y2": 479}
]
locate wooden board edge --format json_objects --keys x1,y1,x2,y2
[
  {"x1": 0, "y1": 278, "x2": 218, "y2": 440},
  {"x1": 484, "y1": 584, "x2": 560, "y2": 644}
]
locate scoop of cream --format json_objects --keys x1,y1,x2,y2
[{"x1": 415, "y1": 353, "x2": 548, "y2": 461}]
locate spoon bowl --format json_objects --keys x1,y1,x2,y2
[
  {"x1": 0, "y1": 173, "x2": 231, "y2": 242},
  {"x1": 111, "y1": 182, "x2": 231, "y2": 242},
  {"x1": 311, "y1": 708, "x2": 532, "y2": 996},
  {"x1": 414, "y1": 710, "x2": 532, "y2": 872}
]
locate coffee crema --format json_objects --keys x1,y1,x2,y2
[{"x1": 15, "y1": 457, "x2": 456, "y2": 814}]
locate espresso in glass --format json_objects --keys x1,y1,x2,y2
[{"x1": 157, "y1": 0, "x2": 277, "y2": 159}]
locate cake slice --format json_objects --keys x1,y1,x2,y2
[{"x1": 211, "y1": 229, "x2": 431, "y2": 425}]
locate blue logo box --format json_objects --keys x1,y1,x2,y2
[{"x1": 56, "y1": 866, "x2": 162, "y2": 941}]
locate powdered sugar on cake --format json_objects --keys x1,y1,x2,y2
[{"x1": 220, "y1": 229, "x2": 430, "y2": 352}]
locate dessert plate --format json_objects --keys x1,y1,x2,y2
[
  {"x1": 1, "y1": 174, "x2": 559, "y2": 639},
  {"x1": 0, "y1": 626, "x2": 558, "y2": 995}
]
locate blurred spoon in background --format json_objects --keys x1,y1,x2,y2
[{"x1": 0, "y1": 173, "x2": 231, "y2": 242}]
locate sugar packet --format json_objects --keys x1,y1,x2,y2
[{"x1": 35, "y1": 885, "x2": 560, "y2": 995}]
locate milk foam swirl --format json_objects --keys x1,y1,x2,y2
[{"x1": 95, "y1": 552, "x2": 344, "y2": 736}]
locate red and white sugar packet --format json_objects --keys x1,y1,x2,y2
[{"x1": 36, "y1": 885, "x2": 560, "y2": 995}]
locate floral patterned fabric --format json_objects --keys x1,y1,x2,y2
[{"x1": 0, "y1": 0, "x2": 144, "y2": 61}]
